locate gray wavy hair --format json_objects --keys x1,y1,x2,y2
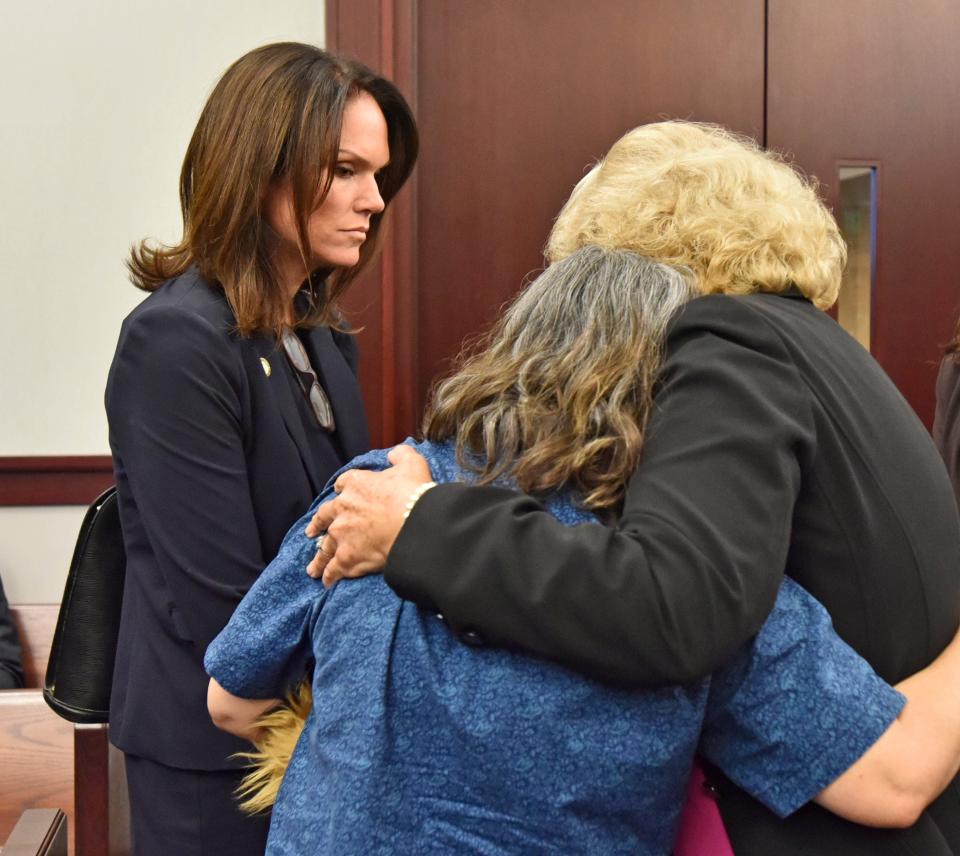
[{"x1": 424, "y1": 245, "x2": 696, "y2": 509}]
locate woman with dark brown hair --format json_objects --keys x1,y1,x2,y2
[{"x1": 104, "y1": 41, "x2": 417, "y2": 855}]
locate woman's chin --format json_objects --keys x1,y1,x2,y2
[{"x1": 315, "y1": 250, "x2": 362, "y2": 271}]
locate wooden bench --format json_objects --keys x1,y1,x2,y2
[
  {"x1": 1, "y1": 605, "x2": 129, "y2": 856},
  {"x1": 0, "y1": 692, "x2": 73, "y2": 852},
  {"x1": 10, "y1": 604, "x2": 55, "y2": 690},
  {"x1": 2, "y1": 808, "x2": 67, "y2": 856}
]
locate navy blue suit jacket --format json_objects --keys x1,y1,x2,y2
[{"x1": 105, "y1": 268, "x2": 369, "y2": 769}]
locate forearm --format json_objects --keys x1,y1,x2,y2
[
  {"x1": 207, "y1": 679, "x2": 281, "y2": 742},
  {"x1": 386, "y1": 301, "x2": 810, "y2": 686},
  {"x1": 387, "y1": 482, "x2": 778, "y2": 686},
  {"x1": 815, "y1": 625, "x2": 960, "y2": 826},
  {"x1": 204, "y1": 519, "x2": 325, "y2": 737}
]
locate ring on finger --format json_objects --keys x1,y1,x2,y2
[{"x1": 315, "y1": 532, "x2": 331, "y2": 556}]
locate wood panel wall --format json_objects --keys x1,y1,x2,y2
[
  {"x1": 0, "y1": 458, "x2": 112, "y2": 507},
  {"x1": 767, "y1": 0, "x2": 960, "y2": 427},
  {"x1": 326, "y1": 0, "x2": 420, "y2": 446},
  {"x1": 331, "y1": 0, "x2": 765, "y2": 441}
]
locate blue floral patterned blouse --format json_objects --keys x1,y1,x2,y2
[{"x1": 205, "y1": 440, "x2": 904, "y2": 855}]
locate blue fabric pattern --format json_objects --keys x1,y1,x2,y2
[{"x1": 205, "y1": 440, "x2": 904, "y2": 855}]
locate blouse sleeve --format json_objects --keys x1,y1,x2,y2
[
  {"x1": 205, "y1": 449, "x2": 397, "y2": 697},
  {"x1": 204, "y1": 502, "x2": 330, "y2": 699},
  {"x1": 385, "y1": 296, "x2": 817, "y2": 686},
  {"x1": 699, "y1": 577, "x2": 905, "y2": 818},
  {"x1": 106, "y1": 303, "x2": 267, "y2": 650}
]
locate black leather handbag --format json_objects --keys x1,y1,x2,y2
[{"x1": 43, "y1": 485, "x2": 126, "y2": 724}]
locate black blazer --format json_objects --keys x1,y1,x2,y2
[
  {"x1": 105, "y1": 269, "x2": 369, "y2": 769},
  {"x1": 386, "y1": 289, "x2": 960, "y2": 852}
]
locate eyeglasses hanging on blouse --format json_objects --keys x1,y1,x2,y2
[{"x1": 280, "y1": 328, "x2": 336, "y2": 432}]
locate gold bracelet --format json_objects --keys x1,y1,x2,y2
[{"x1": 403, "y1": 481, "x2": 437, "y2": 521}]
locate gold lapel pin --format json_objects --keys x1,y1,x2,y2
[{"x1": 260, "y1": 357, "x2": 272, "y2": 377}]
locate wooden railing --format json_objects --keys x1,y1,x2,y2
[{"x1": 1, "y1": 606, "x2": 128, "y2": 856}]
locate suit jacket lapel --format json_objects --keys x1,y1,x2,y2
[{"x1": 252, "y1": 336, "x2": 323, "y2": 496}]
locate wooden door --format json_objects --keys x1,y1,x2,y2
[
  {"x1": 767, "y1": 0, "x2": 960, "y2": 427},
  {"x1": 329, "y1": 0, "x2": 765, "y2": 444}
]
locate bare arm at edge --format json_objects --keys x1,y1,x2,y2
[{"x1": 815, "y1": 623, "x2": 960, "y2": 827}]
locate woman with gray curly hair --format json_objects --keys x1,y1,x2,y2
[
  {"x1": 309, "y1": 122, "x2": 960, "y2": 853},
  {"x1": 209, "y1": 245, "x2": 960, "y2": 855}
]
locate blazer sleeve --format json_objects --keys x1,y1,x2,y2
[
  {"x1": 106, "y1": 303, "x2": 267, "y2": 650},
  {"x1": 385, "y1": 296, "x2": 817, "y2": 686}
]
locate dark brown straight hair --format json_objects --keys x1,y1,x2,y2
[{"x1": 128, "y1": 42, "x2": 418, "y2": 336}]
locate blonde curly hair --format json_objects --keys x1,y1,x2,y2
[{"x1": 546, "y1": 121, "x2": 846, "y2": 310}]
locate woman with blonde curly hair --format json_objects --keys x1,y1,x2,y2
[
  {"x1": 546, "y1": 121, "x2": 845, "y2": 309},
  {"x1": 308, "y1": 121, "x2": 960, "y2": 853}
]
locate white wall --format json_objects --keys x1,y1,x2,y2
[
  {"x1": 1, "y1": 0, "x2": 325, "y2": 603},
  {"x1": 0, "y1": 508, "x2": 90, "y2": 603}
]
